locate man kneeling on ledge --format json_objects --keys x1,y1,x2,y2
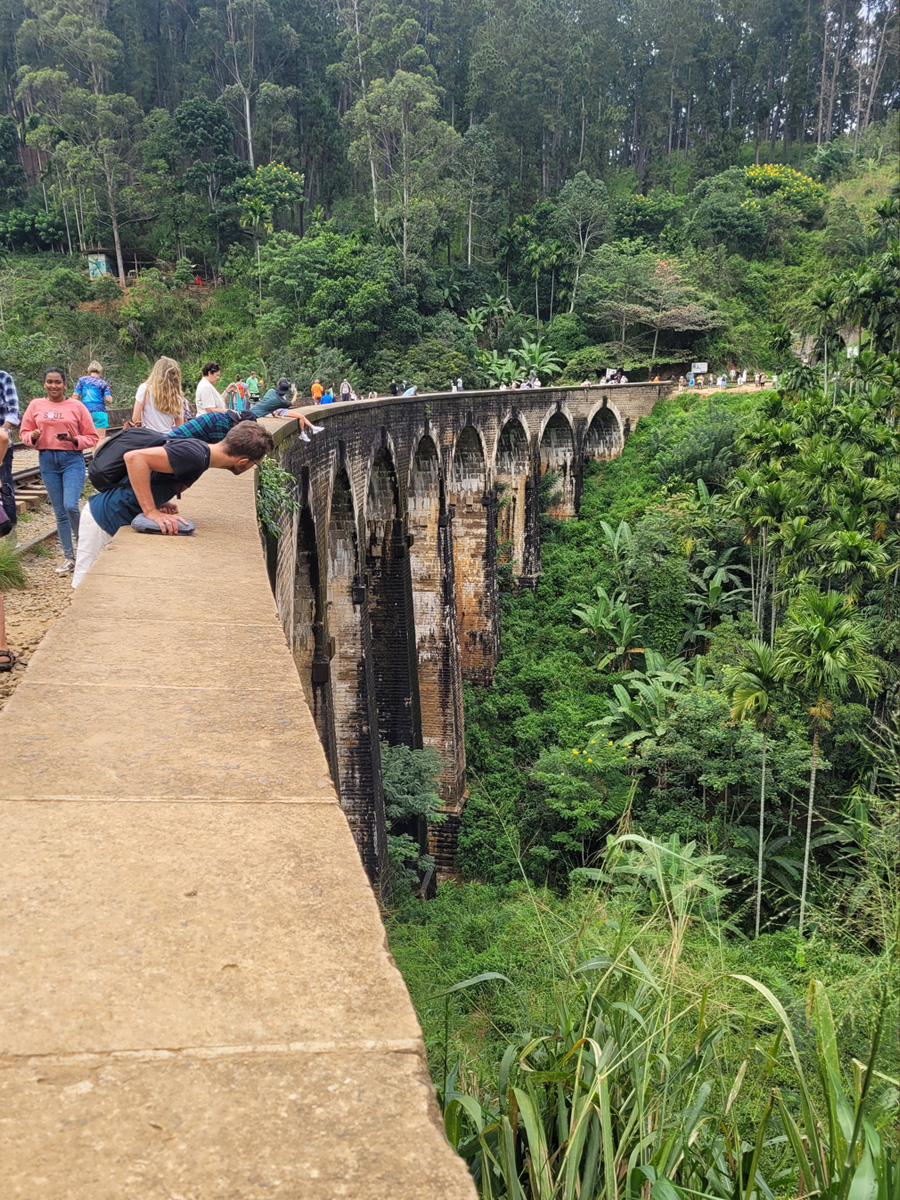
[{"x1": 73, "y1": 423, "x2": 274, "y2": 588}]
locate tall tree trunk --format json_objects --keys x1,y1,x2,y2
[
  {"x1": 798, "y1": 724, "x2": 820, "y2": 935},
  {"x1": 105, "y1": 169, "x2": 126, "y2": 287},
  {"x1": 863, "y1": 13, "x2": 894, "y2": 129},
  {"x1": 816, "y1": 0, "x2": 830, "y2": 143},
  {"x1": 467, "y1": 195, "x2": 473, "y2": 266},
  {"x1": 825, "y1": 1, "x2": 846, "y2": 141},
  {"x1": 852, "y1": 5, "x2": 868, "y2": 151},
  {"x1": 749, "y1": 545, "x2": 756, "y2": 622},
  {"x1": 569, "y1": 260, "x2": 580, "y2": 313},
  {"x1": 351, "y1": 0, "x2": 379, "y2": 225},
  {"x1": 243, "y1": 90, "x2": 255, "y2": 169},
  {"x1": 755, "y1": 732, "x2": 768, "y2": 938}
]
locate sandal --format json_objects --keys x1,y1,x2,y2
[{"x1": 0, "y1": 649, "x2": 16, "y2": 672}]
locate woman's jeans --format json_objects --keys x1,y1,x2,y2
[{"x1": 39, "y1": 450, "x2": 85, "y2": 559}]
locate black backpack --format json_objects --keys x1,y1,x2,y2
[{"x1": 88, "y1": 427, "x2": 168, "y2": 492}]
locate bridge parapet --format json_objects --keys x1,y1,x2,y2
[
  {"x1": 266, "y1": 382, "x2": 672, "y2": 874},
  {"x1": 0, "y1": 465, "x2": 476, "y2": 1196}
]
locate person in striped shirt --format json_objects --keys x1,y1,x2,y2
[{"x1": 0, "y1": 368, "x2": 19, "y2": 534}]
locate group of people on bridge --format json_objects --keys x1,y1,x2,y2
[{"x1": 0, "y1": 357, "x2": 344, "y2": 671}]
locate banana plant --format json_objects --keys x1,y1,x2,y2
[{"x1": 573, "y1": 585, "x2": 641, "y2": 669}]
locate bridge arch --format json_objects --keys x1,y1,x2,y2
[
  {"x1": 408, "y1": 434, "x2": 466, "y2": 832},
  {"x1": 291, "y1": 504, "x2": 333, "y2": 760},
  {"x1": 538, "y1": 407, "x2": 577, "y2": 519},
  {"x1": 365, "y1": 446, "x2": 418, "y2": 749},
  {"x1": 448, "y1": 424, "x2": 499, "y2": 683},
  {"x1": 265, "y1": 379, "x2": 672, "y2": 875},
  {"x1": 493, "y1": 413, "x2": 531, "y2": 577},
  {"x1": 327, "y1": 466, "x2": 387, "y2": 878},
  {"x1": 584, "y1": 398, "x2": 624, "y2": 460}
]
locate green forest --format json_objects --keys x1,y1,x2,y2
[
  {"x1": 1, "y1": 0, "x2": 899, "y2": 394},
  {"x1": 1, "y1": 0, "x2": 899, "y2": 1194}
]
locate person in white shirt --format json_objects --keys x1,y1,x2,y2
[
  {"x1": 132, "y1": 357, "x2": 188, "y2": 433},
  {"x1": 195, "y1": 361, "x2": 230, "y2": 416}
]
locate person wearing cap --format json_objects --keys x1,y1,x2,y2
[{"x1": 252, "y1": 378, "x2": 323, "y2": 441}]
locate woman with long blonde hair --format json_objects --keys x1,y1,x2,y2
[{"x1": 132, "y1": 357, "x2": 188, "y2": 433}]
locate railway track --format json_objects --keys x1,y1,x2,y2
[{"x1": 11, "y1": 428, "x2": 124, "y2": 513}]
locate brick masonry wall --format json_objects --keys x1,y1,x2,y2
[{"x1": 267, "y1": 382, "x2": 671, "y2": 877}]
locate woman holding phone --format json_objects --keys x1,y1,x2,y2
[{"x1": 20, "y1": 368, "x2": 99, "y2": 574}]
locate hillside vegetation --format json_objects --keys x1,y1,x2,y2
[{"x1": 388, "y1": 359, "x2": 898, "y2": 1196}]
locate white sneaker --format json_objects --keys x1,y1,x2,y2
[
  {"x1": 310, "y1": 425, "x2": 325, "y2": 434},
  {"x1": 300, "y1": 431, "x2": 311, "y2": 442},
  {"x1": 56, "y1": 559, "x2": 75, "y2": 575}
]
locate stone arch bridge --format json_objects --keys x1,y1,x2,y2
[{"x1": 267, "y1": 382, "x2": 671, "y2": 880}]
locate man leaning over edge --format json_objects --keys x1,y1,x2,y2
[{"x1": 72, "y1": 422, "x2": 274, "y2": 588}]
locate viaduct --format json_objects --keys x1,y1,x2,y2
[
  {"x1": 0, "y1": 381, "x2": 669, "y2": 1195},
  {"x1": 265, "y1": 382, "x2": 671, "y2": 882}
]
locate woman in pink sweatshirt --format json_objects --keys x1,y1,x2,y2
[{"x1": 20, "y1": 368, "x2": 99, "y2": 574}]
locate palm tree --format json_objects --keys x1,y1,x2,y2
[
  {"x1": 805, "y1": 279, "x2": 841, "y2": 395},
  {"x1": 238, "y1": 195, "x2": 274, "y2": 307},
  {"x1": 543, "y1": 239, "x2": 569, "y2": 323},
  {"x1": 776, "y1": 590, "x2": 879, "y2": 935},
  {"x1": 495, "y1": 226, "x2": 519, "y2": 295},
  {"x1": 747, "y1": 478, "x2": 800, "y2": 641},
  {"x1": 725, "y1": 640, "x2": 782, "y2": 938},
  {"x1": 779, "y1": 363, "x2": 820, "y2": 397},
  {"x1": 524, "y1": 241, "x2": 546, "y2": 322},
  {"x1": 768, "y1": 321, "x2": 794, "y2": 365}
]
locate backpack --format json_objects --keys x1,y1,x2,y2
[{"x1": 88, "y1": 427, "x2": 167, "y2": 492}]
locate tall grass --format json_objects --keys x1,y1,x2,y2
[
  {"x1": 0, "y1": 542, "x2": 27, "y2": 591},
  {"x1": 432, "y1": 835, "x2": 898, "y2": 1199}
]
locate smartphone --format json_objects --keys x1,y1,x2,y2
[{"x1": 56, "y1": 433, "x2": 69, "y2": 439}]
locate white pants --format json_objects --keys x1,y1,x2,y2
[{"x1": 72, "y1": 503, "x2": 113, "y2": 588}]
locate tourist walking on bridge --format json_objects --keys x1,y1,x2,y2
[{"x1": 20, "y1": 368, "x2": 98, "y2": 575}]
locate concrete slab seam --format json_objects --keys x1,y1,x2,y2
[{"x1": 0, "y1": 1041, "x2": 426, "y2": 1070}]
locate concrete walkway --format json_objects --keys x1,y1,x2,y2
[{"x1": 0, "y1": 465, "x2": 475, "y2": 1198}]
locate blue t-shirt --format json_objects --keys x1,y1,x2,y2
[
  {"x1": 320, "y1": 391, "x2": 334, "y2": 404},
  {"x1": 74, "y1": 375, "x2": 111, "y2": 413},
  {"x1": 88, "y1": 439, "x2": 211, "y2": 535}
]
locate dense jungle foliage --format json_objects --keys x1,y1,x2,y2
[
  {"x1": 1, "y1": 0, "x2": 898, "y2": 395},
  {"x1": 389, "y1": 357, "x2": 899, "y2": 1196}
]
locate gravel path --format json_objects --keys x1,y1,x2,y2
[{"x1": 1, "y1": 505, "x2": 74, "y2": 710}]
